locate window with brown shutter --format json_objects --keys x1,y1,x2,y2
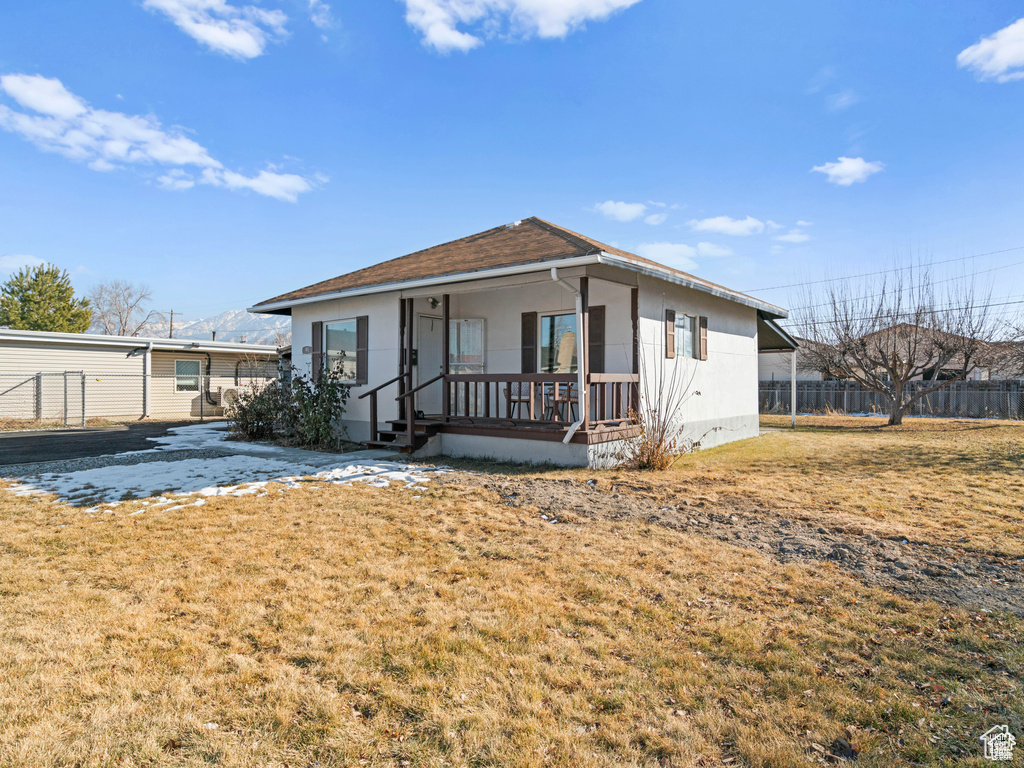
[
  {"x1": 588, "y1": 305, "x2": 605, "y2": 374},
  {"x1": 521, "y1": 311, "x2": 537, "y2": 373},
  {"x1": 665, "y1": 309, "x2": 676, "y2": 359},
  {"x1": 311, "y1": 321, "x2": 323, "y2": 381},
  {"x1": 356, "y1": 315, "x2": 369, "y2": 385},
  {"x1": 699, "y1": 315, "x2": 708, "y2": 361}
]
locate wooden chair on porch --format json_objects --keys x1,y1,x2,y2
[
  {"x1": 504, "y1": 381, "x2": 532, "y2": 419},
  {"x1": 544, "y1": 382, "x2": 578, "y2": 422}
]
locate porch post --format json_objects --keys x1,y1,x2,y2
[
  {"x1": 405, "y1": 297, "x2": 415, "y2": 445},
  {"x1": 442, "y1": 294, "x2": 450, "y2": 422},
  {"x1": 579, "y1": 276, "x2": 589, "y2": 432},
  {"x1": 790, "y1": 349, "x2": 797, "y2": 429},
  {"x1": 630, "y1": 286, "x2": 639, "y2": 412},
  {"x1": 398, "y1": 298, "x2": 407, "y2": 421}
]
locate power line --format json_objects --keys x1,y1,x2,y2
[
  {"x1": 779, "y1": 296, "x2": 1024, "y2": 332},
  {"x1": 744, "y1": 244, "x2": 1024, "y2": 293},
  {"x1": 783, "y1": 258, "x2": 1024, "y2": 314}
]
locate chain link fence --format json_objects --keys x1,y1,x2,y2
[
  {"x1": 760, "y1": 379, "x2": 1024, "y2": 420},
  {"x1": 0, "y1": 372, "x2": 278, "y2": 431}
]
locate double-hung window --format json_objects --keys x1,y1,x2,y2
[
  {"x1": 175, "y1": 359, "x2": 201, "y2": 392},
  {"x1": 324, "y1": 319, "x2": 359, "y2": 383},
  {"x1": 676, "y1": 313, "x2": 697, "y2": 359},
  {"x1": 540, "y1": 313, "x2": 578, "y2": 373}
]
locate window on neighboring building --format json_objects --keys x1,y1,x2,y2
[
  {"x1": 324, "y1": 319, "x2": 359, "y2": 382},
  {"x1": 676, "y1": 313, "x2": 697, "y2": 359},
  {"x1": 175, "y1": 359, "x2": 201, "y2": 392},
  {"x1": 540, "y1": 313, "x2": 577, "y2": 373}
]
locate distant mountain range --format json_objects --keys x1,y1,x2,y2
[{"x1": 133, "y1": 309, "x2": 291, "y2": 346}]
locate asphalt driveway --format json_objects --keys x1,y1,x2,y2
[{"x1": 0, "y1": 421, "x2": 200, "y2": 465}]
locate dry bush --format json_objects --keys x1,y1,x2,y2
[{"x1": 617, "y1": 346, "x2": 718, "y2": 471}]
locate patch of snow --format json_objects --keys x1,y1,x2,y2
[{"x1": 4, "y1": 422, "x2": 451, "y2": 508}]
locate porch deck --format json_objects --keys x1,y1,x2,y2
[{"x1": 360, "y1": 372, "x2": 640, "y2": 453}]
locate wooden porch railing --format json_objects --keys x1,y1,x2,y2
[
  {"x1": 359, "y1": 371, "x2": 640, "y2": 442},
  {"x1": 444, "y1": 372, "x2": 639, "y2": 430},
  {"x1": 357, "y1": 371, "x2": 410, "y2": 442}
]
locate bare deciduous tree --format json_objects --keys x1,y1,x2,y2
[
  {"x1": 89, "y1": 280, "x2": 164, "y2": 337},
  {"x1": 793, "y1": 265, "x2": 1000, "y2": 426}
]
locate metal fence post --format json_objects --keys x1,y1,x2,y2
[
  {"x1": 81, "y1": 372, "x2": 86, "y2": 427},
  {"x1": 63, "y1": 371, "x2": 68, "y2": 427},
  {"x1": 199, "y1": 372, "x2": 204, "y2": 422}
]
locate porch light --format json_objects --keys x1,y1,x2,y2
[{"x1": 428, "y1": 297, "x2": 440, "y2": 309}]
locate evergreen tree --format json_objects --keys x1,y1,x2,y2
[{"x1": 0, "y1": 263, "x2": 92, "y2": 332}]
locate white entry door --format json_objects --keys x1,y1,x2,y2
[{"x1": 416, "y1": 315, "x2": 444, "y2": 415}]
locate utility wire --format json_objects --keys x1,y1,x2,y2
[
  {"x1": 783, "y1": 258, "x2": 1024, "y2": 314},
  {"x1": 779, "y1": 296, "x2": 1024, "y2": 331},
  {"x1": 744, "y1": 245, "x2": 1024, "y2": 293}
]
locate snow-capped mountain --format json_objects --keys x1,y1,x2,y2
[{"x1": 144, "y1": 309, "x2": 290, "y2": 346}]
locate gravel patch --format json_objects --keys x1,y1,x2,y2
[{"x1": 442, "y1": 472, "x2": 1024, "y2": 617}]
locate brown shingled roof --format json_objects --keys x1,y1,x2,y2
[{"x1": 252, "y1": 217, "x2": 765, "y2": 311}]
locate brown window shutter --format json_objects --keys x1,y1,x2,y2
[
  {"x1": 311, "y1": 321, "x2": 323, "y2": 381},
  {"x1": 521, "y1": 311, "x2": 537, "y2": 373},
  {"x1": 356, "y1": 316, "x2": 369, "y2": 385},
  {"x1": 588, "y1": 305, "x2": 605, "y2": 374},
  {"x1": 665, "y1": 310, "x2": 676, "y2": 359},
  {"x1": 699, "y1": 316, "x2": 708, "y2": 361}
]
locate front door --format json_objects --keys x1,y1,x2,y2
[{"x1": 416, "y1": 315, "x2": 444, "y2": 415}]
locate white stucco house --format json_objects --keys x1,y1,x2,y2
[{"x1": 249, "y1": 217, "x2": 793, "y2": 467}]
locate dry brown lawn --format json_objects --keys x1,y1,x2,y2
[
  {"x1": 541, "y1": 415, "x2": 1024, "y2": 560},
  {"x1": 1, "y1": 468, "x2": 1021, "y2": 767}
]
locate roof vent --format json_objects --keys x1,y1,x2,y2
[{"x1": 505, "y1": 220, "x2": 522, "y2": 229}]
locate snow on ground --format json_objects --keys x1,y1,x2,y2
[{"x1": 6, "y1": 422, "x2": 449, "y2": 509}]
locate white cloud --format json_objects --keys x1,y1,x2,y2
[
  {"x1": 635, "y1": 242, "x2": 697, "y2": 270},
  {"x1": 805, "y1": 66, "x2": 835, "y2": 94},
  {"x1": 958, "y1": 18, "x2": 1024, "y2": 83},
  {"x1": 143, "y1": 0, "x2": 288, "y2": 59},
  {"x1": 0, "y1": 73, "x2": 317, "y2": 202},
  {"x1": 795, "y1": 220, "x2": 813, "y2": 227},
  {"x1": 635, "y1": 241, "x2": 731, "y2": 271},
  {"x1": 401, "y1": 0, "x2": 642, "y2": 53},
  {"x1": 157, "y1": 169, "x2": 196, "y2": 190},
  {"x1": 769, "y1": 244, "x2": 783, "y2": 255},
  {"x1": 309, "y1": 0, "x2": 334, "y2": 30},
  {"x1": 200, "y1": 167, "x2": 312, "y2": 202},
  {"x1": 826, "y1": 88, "x2": 859, "y2": 112},
  {"x1": 695, "y1": 242, "x2": 733, "y2": 258},
  {"x1": 811, "y1": 156, "x2": 884, "y2": 186},
  {"x1": 593, "y1": 200, "x2": 647, "y2": 222},
  {"x1": 687, "y1": 215, "x2": 765, "y2": 236},
  {"x1": 0, "y1": 254, "x2": 46, "y2": 275},
  {"x1": 644, "y1": 213, "x2": 667, "y2": 226},
  {"x1": 774, "y1": 228, "x2": 810, "y2": 244}
]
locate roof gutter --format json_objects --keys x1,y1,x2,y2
[
  {"x1": 596, "y1": 252, "x2": 789, "y2": 319},
  {"x1": 247, "y1": 254, "x2": 604, "y2": 314}
]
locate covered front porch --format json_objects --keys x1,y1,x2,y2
[{"x1": 357, "y1": 268, "x2": 641, "y2": 455}]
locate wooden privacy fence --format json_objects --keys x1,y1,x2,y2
[{"x1": 759, "y1": 379, "x2": 1024, "y2": 420}]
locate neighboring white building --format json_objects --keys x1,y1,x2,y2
[
  {"x1": 250, "y1": 217, "x2": 793, "y2": 467},
  {"x1": 0, "y1": 329, "x2": 278, "y2": 424}
]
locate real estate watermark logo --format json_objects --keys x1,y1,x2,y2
[{"x1": 979, "y1": 725, "x2": 1016, "y2": 762}]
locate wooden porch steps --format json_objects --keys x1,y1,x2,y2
[{"x1": 363, "y1": 420, "x2": 441, "y2": 454}]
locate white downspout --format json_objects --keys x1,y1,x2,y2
[
  {"x1": 551, "y1": 267, "x2": 588, "y2": 444},
  {"x1": 143, "y1": 342, "x2": 153, "y2": 418}
]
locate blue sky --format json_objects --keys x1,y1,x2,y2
[{"x1": 2, "y1": 1, "x2": 1024, "y2": 328}]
